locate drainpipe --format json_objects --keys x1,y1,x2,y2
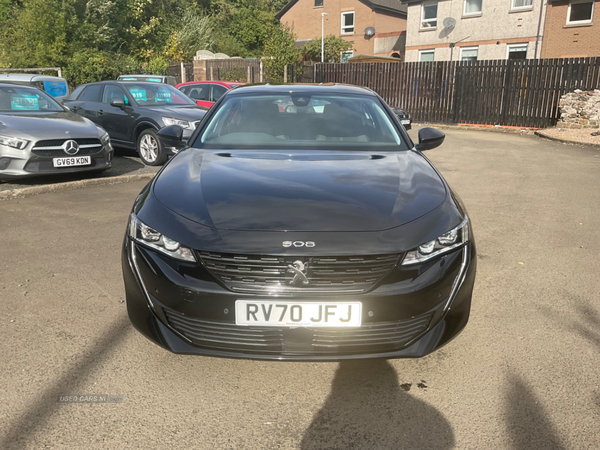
[{"x1": 534, "y1": 0, "x2": 545, "y2": 58}]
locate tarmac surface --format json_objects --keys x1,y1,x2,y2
[
  {"x1": 0, "y1": 151, "x2": 159, "y2": 192},
  {"x1": 0, "y1": 128, "x2": 599, "y2": 449}
]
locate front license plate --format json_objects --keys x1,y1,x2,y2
[
  {"x1": 235, "y1": 301, "x2": 362, "y2": 327},
  {"x1": 52, "y1": 156, "x2": 91, "y2": 168},
  {"x1": 401, "y1": 119, "x2": 411, "y2": 125}
]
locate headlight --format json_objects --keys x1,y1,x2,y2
[
  {"x1": 162, "y1": 117, "x2": 193, "y2": 129},
  {"x1": 128, "y1": 214, "x2": 196, "y2": 262},
  {"x1": 401, "y1": 216, "x2": 469, "y2": 265},
  {"x1": 0, "y1": 135, "x2": 29, "y2": 150},
  {"x1": 100, "y1": 132, "x2": 111, "y2": 146}
]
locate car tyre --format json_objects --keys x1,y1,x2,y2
[{"x1": 137, "y1": 129, "x2": 167, "y2": 166}]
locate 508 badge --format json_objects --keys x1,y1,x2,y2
[{"x1": 282, "y1": 241, "x2": 315, "y2": 248}]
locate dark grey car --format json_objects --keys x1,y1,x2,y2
[
  {"x1": 0, "y1": 84, "x2": 113, "y2": 181},
  {"x1": 64, "y1": 81, "x2": 207, "y2": 166}
]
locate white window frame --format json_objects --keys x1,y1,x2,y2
[
  {"x1": 341, "y1": 11, "x2": 355, "y2": 34},
  {"x1": 419, "y1": 49, "x2": 435, "y2": 61},
  {"x1": 511, "y1": 0, "x2": 533, "y2": 11},
  {"x1": 463, "y1": 0, "x2": 482, "y2": 16},
  {"x1": 460, "y1": 46, "x2": 479, "y2": 61},
  {"x1": 567, "y1": 0, "x2": 594, "y2": 25},
  {"x1": 420, "y1": 2, "x2": 438, "y2": 29},
  {"x1": 506, "y1": 43, "x2": 528, "y2": 59}
]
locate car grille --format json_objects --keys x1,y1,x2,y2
[
  {"x1": 163, "y1": 310, "x2": 433, "y2": 356},
  {"x1": 32, "y1": 138, "x2": 103, "y2": 156},
  {"x1": 198, "y1": 252, "x2": 401, "y2": 293}
]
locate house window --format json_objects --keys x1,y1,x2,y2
[
  {"x1": 315, "y1": 0, "x2": 323, "y2": 7},
  {"x1": 341, "y1": 11, "x2": 354, "y2": 34},
  {"x1": 460, "y1": 47, "x2": 478, "y2": 61},
  {"x1": 511, "y1": 0, "x2": 533, "y2": 10},
  {"x1": 507, "y1": 43, "x2": 528, "y2": 59},
  {"x1": 567, "y1": 0, "x2": 594, "y2": 24},
  {"x1": 341, "y1": 50, "x2": 353, "y2": 63},
  {"x1": 419, "y1": 50, "x2": 435, "y2": 61},
  {"x1": 421, "y1": 3, "x2": 438, "y2": 29},
  {"x1": 464, "y1": 0, "x2": 482, "y2": 15}
]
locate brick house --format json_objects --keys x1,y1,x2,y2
[
  {"x1": 276, "y1": 0, "x2": 408, "y2": 61},
  {"x1": 541, "y1": 0, "x2": 600, "y2": 57},
  {"x1": 401, "y1": 0, "x2": 547, "y2": 62}
]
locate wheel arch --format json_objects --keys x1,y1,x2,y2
[{"x1": 134, "y1": 121, "x2": 160, "y2": 144}]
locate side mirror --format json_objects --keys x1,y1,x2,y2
[
  {"x1": 158, "y1": 125, "x2": 185, "y2": 149},
  {"x1": 415, "y1": 127, "x2": 445, "y2": 151},
  {"x1": 110, "y1": 99, "x2": 125, "y2": 108}
]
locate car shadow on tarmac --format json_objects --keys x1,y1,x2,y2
[
  {"x1": 0, "y1": 317, "x2": 133, "y2": 450},
  {"x1": 504, "y1": 371, "x2": 567, "y2": 450},
  {"x1": 301, "y1": 360, "x2": 454, "y2": 450}
]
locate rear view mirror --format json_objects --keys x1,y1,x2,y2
[
  {"x1": 415, "y1": 127, "x2": 445, "y2": 151},
  {"x1": 110, "y1": 99, "x2": 125, "y2": 108},
  {"x1": 158, "y1": 125, "x2": 185, "y2": 149}
]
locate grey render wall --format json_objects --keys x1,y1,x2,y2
[{"x1": 404, "y1": 0, "x2": 547, "y2": 62}]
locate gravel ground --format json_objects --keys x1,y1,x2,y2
[
  {"x1": 537, "y1": 127, "x2": 600, "y2": 146},
  {"x1": 0, "y1": 150, "x2": 159, "y2": 192}
]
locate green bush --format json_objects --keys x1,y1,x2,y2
[
  {"x1": 63, "y1": 50, "x2": 141, "y2": 87},
  {"x1": 262, "y1": 23, "x2": 301, "y2": 83},
  {"x1": 220, "y1": 66, "x2": 247, "y2": 82},
  {"x1": 147, "y1": 56, "x2": 168, "y2": 75}
]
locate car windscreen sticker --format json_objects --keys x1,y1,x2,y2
[
  {"x1": 156, "y1": 90, "x2": 172, "y2": 103},
  {"x1": 129, "y1": 88, "x2": 147, "y2": 102},
  {"x1": 11, "y1": 94, "x2": 40, "y2": 110},
  {"x1": 42, "y1": 81, "x2": 67, "y2": 98}
]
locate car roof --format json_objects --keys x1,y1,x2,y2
[
  {"x1": 175, "y1": 81, "x2": 245, "y2": 88},
  {"x1": 81, "y1": 81, "x2": 173, "y2": 87},
  {"x1": 0, "y1": 73, "x2": 66, "y2": 82},
  {"x1": 226, "y1": 83, "x2": 376, "y2": 96},
  {"x1": 0, "y1": 82, "x2": 42, "y2": 90},
  {"x1": 118, "y1": 74, "x2": 165, "y2": 79}
]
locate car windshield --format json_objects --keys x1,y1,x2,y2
[
  {"x1": 0, "y1": 85, "x2": 64, "y2": 112},
  {"x1": 123, "y1": 83, "x2": 196, "y2": 107},
  {"x1": 194, "y1": 93, "x2": 407, "y2": 151}
]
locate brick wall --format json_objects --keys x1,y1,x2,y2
[
  {"x1": 542, "y1": 0, "x2": 600, "y2": 58},
  {"x1": 279, "y1": 0, "x2": 406, "y2": 56}
]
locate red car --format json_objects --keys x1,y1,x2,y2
[{"x1": 175, "y1": 81, "x2": 245, "y2": 108}]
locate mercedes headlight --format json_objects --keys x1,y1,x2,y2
[
  {"x1": 100, "y1": 132, "x2": 111, "y2": 146},
  {"x1": 0, "y1": 135, "x2": 29, "y2": 150},
  {"x1": 401, "y1": 216, "x2": 469, "y2": 265},
  {"x1": 162, "y1": 117, "x2": 193, "y2": 129},
  {"x1": 128, "y1": 214, "x2": 195, "y2": 262}
]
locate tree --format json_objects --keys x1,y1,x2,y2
[
  {"x1": 302, "y1": 35, "x2": 354, "y2": 63},
  {"x1": 262, "y1": 23, "x2": 300, "y2": 82},
  {"x1": 63, "y1": 49, "x2": 140, "y2": 86}
]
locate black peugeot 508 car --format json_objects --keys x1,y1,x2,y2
[
  {"x1": 64, "y1": 81, "x2": 206, "y2": 166},
  {"x1": 122, "y1": 84, "x2": 477, "y2": 361}
]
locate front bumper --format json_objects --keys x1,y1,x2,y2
[
  {"x1": 122, "y1": 236, "x2": 476, "y2": 361},
  {"x1": 0, "y1": 144, "x2": 113, "y2": 180}
]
